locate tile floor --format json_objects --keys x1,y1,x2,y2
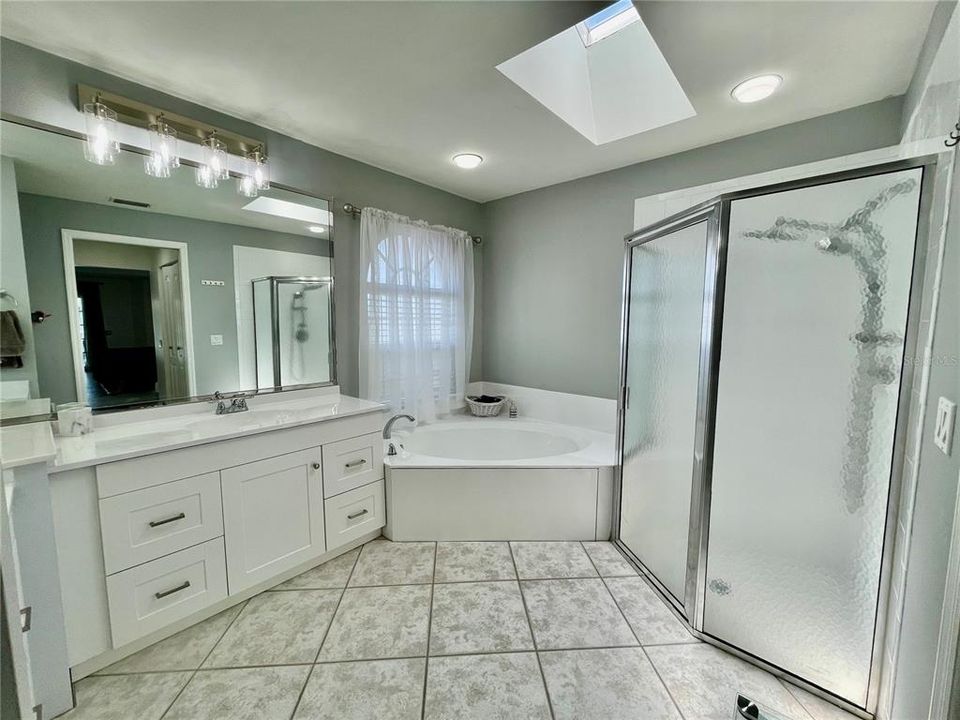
[{"x1": 65, "y1": 539, "x2": 860, "y2": 720}]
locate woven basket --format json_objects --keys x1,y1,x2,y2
[{"x1": 465, "y1": 395, "x2": 506, "y2": 417}]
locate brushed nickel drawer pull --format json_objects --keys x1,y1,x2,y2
[
  {"x1": 149, "y1": 512, "x2": 186, "y2": 528},
  {"x1": 345, "y1": 459, "x2": 367, "y2": 469},
  {"x1": 154, "y1": 580, "x2": 191, "y2": 599},
  {"x1": 347, "y1": 508, "x2": 369, "y2": 520}
]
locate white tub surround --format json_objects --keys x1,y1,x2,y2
[
  {"x1": 390, "y1": 417, "x2": 613, "y2": 467},
  {"x1": 385, "y1": 412, "x2": 615, "y2": 542},
  {"x1": 6, "y1": 391, "x2": 390, "y2": 683},
  {"x1": 466, "y1": 381, "x2": 616, "y2": 434}
]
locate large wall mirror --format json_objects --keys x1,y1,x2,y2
[{"x1": 0, "y1": 120, "x2": 336, "y2": 420}]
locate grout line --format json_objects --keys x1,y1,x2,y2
[
  {"x1": 158, "y1": 598, "x2": 250, "y2": 719},
  {"x1": 509, "y1": 542, "x2": 556, "y2": 720},
  {"x1": 287, "y1": 540, "x2": 363, "y2": 720},
  {"x1": 420, "y1": 542, "x2": 437, "y2": 720},
  {"x1": 582, "y1": 542, "x2": 689, "y2": 720}
]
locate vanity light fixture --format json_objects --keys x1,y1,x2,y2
[
  {"x1": 452, "y1": 153, "x2": 483, "y2": 169},
  {"x1": 237, "y1": 146, "x2": 270, "y2": 197},
  {"x1": 196, "y1": 132, "x2": 229, "y2": 189},
  {"x1": 731, "y1": 74, "x2": 782, "y2": 104},
  {"x1": 307, "y1": 225, "x2": 325, "y2": 234},
  {"x1": 82, "y1": 96, "x2": 120, "y2": 165},
  {"x1": 144, "y1": 115, "x2": 180, "y2": 178}
]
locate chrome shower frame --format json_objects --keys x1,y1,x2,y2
[
  {"x1": 612, "y1": 153, "x2": 947, "y2": 718},
  {"x1": 251, "y1": 275, "x2": 337, "y2": 390}
]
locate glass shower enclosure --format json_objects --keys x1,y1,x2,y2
[
  {"x1": 615, "y1": 157, "x2": 938, "y2": 714},
  {"x1": 252, "y1": 276, "x2": 336, "y2": 389}
]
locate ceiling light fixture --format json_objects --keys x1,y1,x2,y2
[
  {"x1": 731, "y1": 74, "x2": 782, "y2": 104},
  {"x1": 144, "y1": 115, "x2": 180, "y2": 178},
  {"x1": 196, "y1": 132, "x2": 229, "y2": 189},
  {"x1": 307, "y1": 225, "x2": 325, "y2": 234},
  {"x1": 82, "y1": 96, "x2": 120, "y2": 165},
  {"x1": 452, "y1": 153, "x2": 483, "y2": 169},
  {"x1": 238, "y1": 146, "x2": 270, "y2": 197}
]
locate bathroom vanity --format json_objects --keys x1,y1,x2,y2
[{"x1": 4, "y1": 391, "x2": 387, "y2": 683}]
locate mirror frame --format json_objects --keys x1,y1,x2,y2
[{"x1": 0, "y1": 115, "x2": 339, "y2": 422}]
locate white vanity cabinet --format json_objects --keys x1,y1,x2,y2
[
  {"x1": 48, "y1": 402, "x2": 387, "y2": 678},
  {"x1": 221, "y1": 447, "x2": 325, "y2": 593}
]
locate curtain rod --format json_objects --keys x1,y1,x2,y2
[{"x1": 342, "y1": 203, "x2": 482, "y2": 245}]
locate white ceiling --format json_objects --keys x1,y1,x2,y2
[{"x1": 0, "y1": 1, "x2": 936, "y2": 202}]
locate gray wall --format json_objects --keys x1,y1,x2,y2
[
  {"x1": 480, "y1": 97, "x2": 906, "y2": 398},
  {"x1": 0, "y1": 156, "x2": 38, "y2": 395},
  {"x1": 892, "y1": 148, "x2": 959, "y2": 720},
  {"x1": 0, "y1": 38, "x2": 486, "y2": 397},
  {"x1": 18, "y1": 192, "x2": 332, "y2": 405},
  {"x1": 891, "y1": 3, "x2": 960, "y2": 716}
]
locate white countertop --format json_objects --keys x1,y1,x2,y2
[
  {"x1": 0, "y1": 421, "x2": 58, "y2": 470},
  {"x1": 0, "y1": 394, "x2": 386, "y2": 473}
]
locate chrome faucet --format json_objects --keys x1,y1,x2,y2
[
  {"x1": 383, "y1": 413, "x2": 415, "y2": 439},
  {"x1": 212, "y1": 390, "x2": 251, "y2": 415}
]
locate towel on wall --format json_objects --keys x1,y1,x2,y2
[{"x1": 0, "y1": 310, "x2": 26, "y2": 368}]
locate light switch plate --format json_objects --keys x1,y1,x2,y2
[
  {"x1": 210, "y1": 334, "x2": 223, "y2": 346},
  {"x1": 934, "y1": 396, "x2": 956, "y2": 456}
]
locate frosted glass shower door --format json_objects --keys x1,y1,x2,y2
[
  {"x1": 618, "y1": 211, "x2": 714, "y2": 606},
  {"x1": 277, "y1": 282, "x2": 333, "y2": 387},
  {"x1": 703, "y1": 167, "x2": 923, "y2": 705}
]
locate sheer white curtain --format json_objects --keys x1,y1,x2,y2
[{"x1": 359, "y1": 207, "x2": 474, "y2": 423}]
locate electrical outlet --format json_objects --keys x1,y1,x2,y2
[
  {"x1": 201, "y1": 279, "x2": 225, "y2": 287},
  {"x1": 934, "y1": 396, "x2": 956, "y2": 456},
  {"x1": 210, "y1": 334, "x2": 223, "y2": 346}
]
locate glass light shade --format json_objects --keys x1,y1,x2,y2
[
  {"x1": 144, "y1": 120, "x2": 180, "y2": 178},
  {"x1": 731, "y1": 74, "x2": 782, "y2": 103},
  {"x1": 82, "y1": 102, "x2": 120, "y2": 165},
  {"x1": 247, "y1": 149, "x2": 270, "y2": 188},
  {"x1": 196, "y1": 135, "x2": 228, "y2": 189},
  {"x1": 237, "y1": 174, "x2": 258, "y2": 197}
]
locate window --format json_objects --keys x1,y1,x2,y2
[
  {"x1": 576, "y1": 0, "x2": 640, "y2": 47},
  {"x1": 359, "y1": 208, "x2": 474, "y2": 423}
]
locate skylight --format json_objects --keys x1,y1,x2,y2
[{"x1": 576, "y1": 0, "x2": 640, "y2": 47}]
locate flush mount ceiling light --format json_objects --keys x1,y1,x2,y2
[
  {"x1": 452, "y1": 153, "x2": 483, "y2": 169},
  {"x1": 731, "y1": 74, "x2": 783, "y2": 103},
  {"x1": 143, "y1": 115, "x2": 179, "y2": 178},
  {"x1": 307, "y1": 225, "x2": 325, "y2": 233},
  {"x1": 576, "y1": 0, "x2": 640, "y2": 47},
  {"x1": 82, "y1": 97, "x2": 120, "y2": 165}
]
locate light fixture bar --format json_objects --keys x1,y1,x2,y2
[{"x1": 77, "y1": 84, "x2": 265, "y2": 157}]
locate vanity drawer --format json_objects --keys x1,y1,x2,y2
[
  {"x1": 99, "y1": 472, "x2": 223, "y2": 575},
  {"x1": 322, "y1": 433, "x2": 383, "y2": 498},
  {"x1": 325, "y1": 479, "x2": 385, "y2": 550},
  {"x1": 106, "y1": 537, "x2": 227, "y2": 647}
]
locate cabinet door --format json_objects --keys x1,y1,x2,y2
[{"x1": 221, "y1": 447, "x2": 325, "y2": 593}]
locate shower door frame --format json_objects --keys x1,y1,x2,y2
[
  {"x1": 613, "y1": 153, "x2": 944, "y2": 717},
  {"x1": 612, "y1": 201, "x2": 723, "y2": 620},
  {"x1": 251, "y1": 275, "x2": 337, "y2": 389}
]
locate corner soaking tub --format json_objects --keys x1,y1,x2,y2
[{"x1": 384, "y1": 418, "x2": 615, "y2": 541}]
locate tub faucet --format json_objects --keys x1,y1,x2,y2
[{"x1": 383, "y1": 413, "x2": 415, "y2": 439}]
